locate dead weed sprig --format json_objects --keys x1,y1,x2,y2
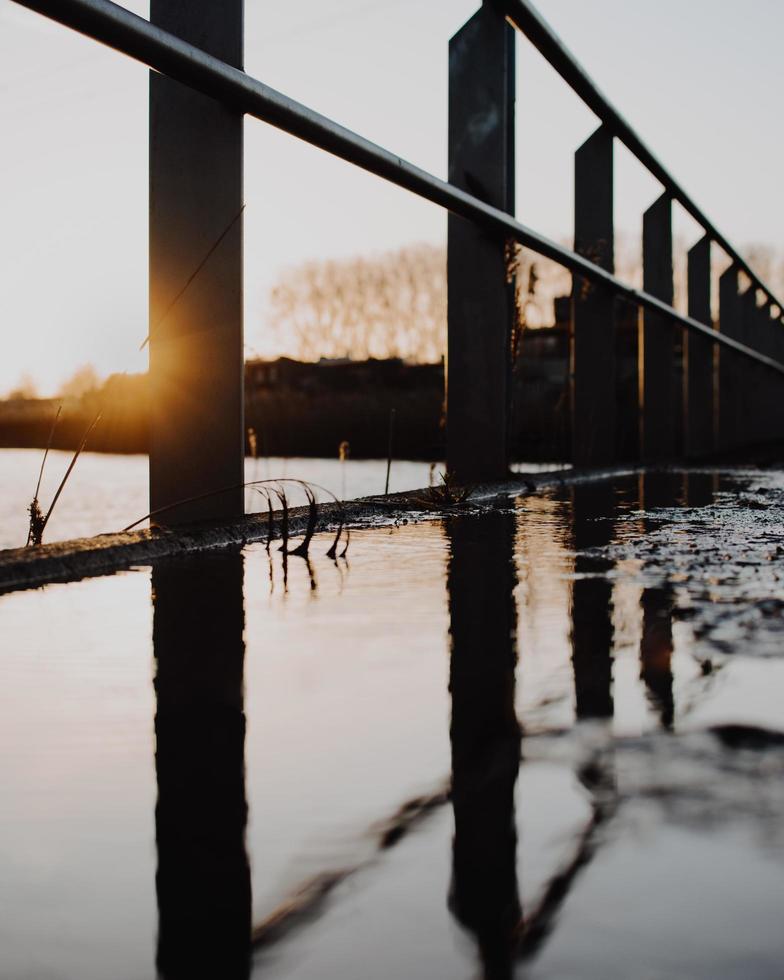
[
  {"x1": 421, "y1": 470, "x2": 474, "y2": 508},
  {"x1": 123, "y1": 477, "x2": 350, "y2": 559},
  {"x1": 27, "y1": 409, "x2": 101, "y2": 547},
  {"x1": 289, "y1": 484, "x2": 317, "y2": 557},
  {"x1": 273, "y1": 487, "x2": 290, "y2": 552}
]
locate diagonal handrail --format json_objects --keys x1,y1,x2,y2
[
  {"x1": 497, "y1": 0, "x2": 784, "y2": 321},
  {"x1": 11, "y1": 0, "x2": 784, "y2": 375}
]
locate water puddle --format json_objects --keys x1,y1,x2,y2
[{"x1": 1, "y1": 468, "x2": 783, "y2": 978}]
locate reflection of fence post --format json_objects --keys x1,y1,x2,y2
[
  {"x1": 640, "y1": 586, "x2": 675, "y2": 729},
  {"x1": 447, "y1": 2, "x2": 515, "y2": 483},
  {"x1": 638, "y1": 471, "x2": 677, "y2": 729},
  {"x1": 717, "y1": 267, "x2": 741, "y2": 452},
  {"x1": 685, "y1": 235, "x2": 713, "y2": 457},
  {"x1": 149, "y1": 0, "x2": 244, "y2": 525},
  {"x1": 571, "y1": 483, "x2": 615, "y2": 719},
  {"x1": 447, "y1": 513, "x2": 521, "y2": 974},
  {"x1": 153, "y1": 551, "x2": 250, "y2": 978},
  {"x1": 641, "y1": 193, "x2": 676, "y2": 461},
  {"x1": 571, "y1": 126, "x2": 615, "y2": 467}
]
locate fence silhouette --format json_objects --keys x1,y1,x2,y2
[{"x1": 12, "y1": 0, "x2": 784, "y2": 522}]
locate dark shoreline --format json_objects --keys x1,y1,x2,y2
[{"x1": 0, "y1": 347, "x2": 574, "y2": 461}]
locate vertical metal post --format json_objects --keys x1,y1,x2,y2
[
  {"x1": 641, "y1": 193, "x2": 676, "y2": 461},
  {"x1": 771, "y1": 315, "x2": 784, "y2": 439},
  {"x1": 717, "y1": 267, "x2": 741, "y2": 452},
  {"x1": 761, "y1": 304, "x2": 781, "y2": 443},
  {"x1": 776, "y1": 317, "x2": 784, "y2": 440},
  {"x1": 447, "y1": 2, "x2": 515, "y2": 483},
  {"x1": 615, "y1": 299, "x2": 640, "y2": 460},
  {"x1": 756, "y1": 294, "x2": 778, "y2": 446},
  {"x1": 741, "y1": 287, "x2": 759, "y2": 447},
  {"x1": 571, "y1": 125, "x2": 615, "y2": 466},
  {"x1": 149, "y1": 0, "x2": 244, "y2": 525},
  {"x1": 684, "y1": 235, "x2": 713, "y2": 457}
]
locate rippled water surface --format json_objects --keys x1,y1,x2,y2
[{"x1": 1, "y1": 469, "x2": 783, "y2": 979}]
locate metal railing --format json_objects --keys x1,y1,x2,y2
[
  {"x1": 501, "y1": 0, "x2": 784, "y2": 318},
  {"x1": 10, "y1": 0, "x2": 784, "y2": 505}
]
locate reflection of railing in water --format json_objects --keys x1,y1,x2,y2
[
  {"x1": 446, "y1": 501, "x2": 623, "y2": 973},
  {"x1": 570, "y1": 483, "x2": 615, "y2": 720},
  {"x1": 637, "y1": 473, "x2": 680, "y2": 730},
  {"x1": 137, "y1": 473, "x2": 771, "y2": 976},
  {"x1": 446, "y1": 513, "x2": 521, "y2": 978},
  {"x1": 640, "y1": 587, "x2": 675, "y2": 731},
  {"x1": 152, "y1": 551, "x2": 251, "y2": 979},
  {"x1": 143, "y1": 506, "x2": 628, "y2": 976}
]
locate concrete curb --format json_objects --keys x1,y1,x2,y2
[{"x1": 0, "y1": 464, "x2": 645, "y2": 595}]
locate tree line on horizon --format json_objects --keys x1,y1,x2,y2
[
  {"x1": 5, "y1": 238, "x2": 784, "y2": 399},
  {"x1": 268, "y1": 237, "x2": 784, "y2": 363}
]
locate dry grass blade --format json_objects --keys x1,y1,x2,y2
[
  {"x1": 410, "y1": 470, "x2": 474, "y2": 510},
  {"x1": 140, "y1": 203, "x2": 245, "y2": 350},
  {"x1": 123, "y1": 477, "x2": 344, "y2": 533},
  {"x1": 432, "y1": 470, "x2": 472, "y2": 505},
  {"x1": 34, "y1": 403, "x2": 62, "y2": 502},
  {"x1": 289, "y1": 484, "x2": 318, "y2": 558},
  {"x1": 274, "y1": 487, "x2": 289, "y2": 553},
  {"x1": 266, "y1": 491, "x2": 274, "y2": 552},
  {"x1": 326, "y1": 518, "x2": 344, "y2": 560},
  {"x1": 120, "y1": 475, "x2": 351, "y2": 561},
  {"x1": 340, "y1": 526, "x2": 350, "y2": 560},
  {"x1": 252, "y1": 487, "x2": 274, "y2": 552},
  {"x1": 304, "y1": 557, "x2": 317, "y2": 592},
  {"x1": 31, "y1": 411, "x2": 100, "y2": 547},
  {"x1": 27, "y1": 403, "x2": 62, "y2": 546}
]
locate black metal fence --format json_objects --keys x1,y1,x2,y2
[{"x1": 11, "y1": 0, "x2": 784, "y2": 518}]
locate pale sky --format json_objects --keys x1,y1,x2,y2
[{"x1": 0, "y1": 0, "x2": 782, "y2": 394}]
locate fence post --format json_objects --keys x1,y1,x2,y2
[
  {"x1": 775, "y1": 315, "x2": 784, "y2": 441},
  {"x1": 759, "y1": 303, "x2": 769, "y2": 442},
  {"x1": 684, "y1": 235, "x2": 713, "y2": 457},
  {"x1": 717, "y1": 267, "x2": 741, "y2": 452},
  {"x1": 741, "y1": 287, "x2": 761, "y2": 447},
  {"x1": 571, "y1": 126, "x2": 615, "y2": 466},
  {"x1": 447, "y1": 2, "x2": 515, "y2": 484},
  {"x1": 149, "y1": 0, "x2": 244, "y2": 525},
  {"x1": 760, "y1": 303, "x2": 781, "y2": 444},
  {"x1": 615, "y1": 299, "x2": 640, "y2": 460},
  {"x1": 641, "y1": 193, "x2": 677, "y2": 461}
]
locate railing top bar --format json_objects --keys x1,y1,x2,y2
[
  {"x1": 498, "y1": 0, "x2": 784, "y2": 321},
  {"x1": 11, "y1": 0, "x2": 784, "y2": 376}
]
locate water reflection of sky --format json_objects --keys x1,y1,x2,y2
[{"x1": 1, "y1": 471, "x2": 784, "y2": 978}]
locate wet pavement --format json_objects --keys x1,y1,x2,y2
[{"x1": 1, "y1": 468, "x2": 783, "y2": 979}]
